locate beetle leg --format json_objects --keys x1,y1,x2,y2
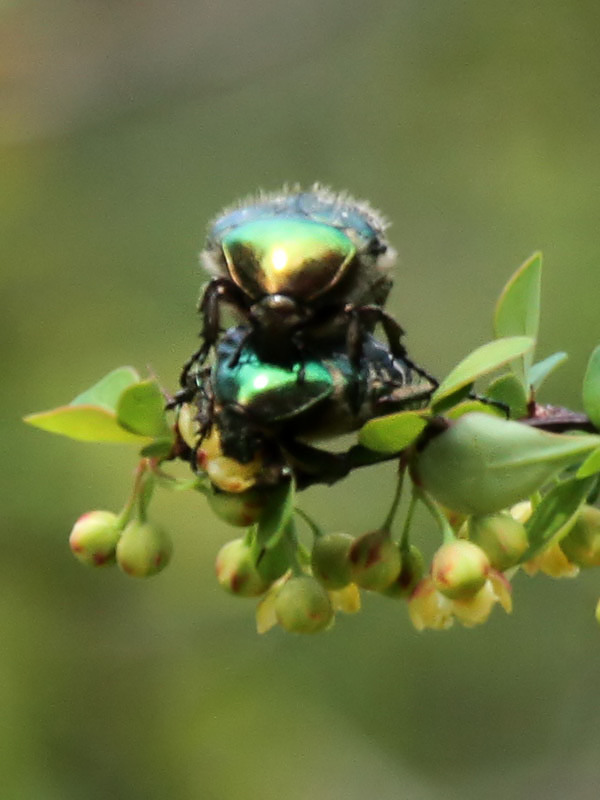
[{"x1": 354, "y1": 305, "x2": 439, "y2": 389}]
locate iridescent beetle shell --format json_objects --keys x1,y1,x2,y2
[
  {"x1": 201, "y1": 186, "x2": 396, "y2": 310},
  {"x1": 196, "y1": 326, "x2": 434, "y2": 466}
]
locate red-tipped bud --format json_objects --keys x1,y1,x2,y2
[
  {"x1": 467, "y1": 513, "x2": 529, "y2": 571},
  {"x1": 274, "y1": 576, "x2": 334, "y2": 634},
  {"x1": 383, "y1": 545, "x2": 425, "y2": 598},
  {"x1": 349, "y1": 530, "x2": 401, "y2": 591},
  {"x1": 69, "y1": 510, "x2": 121, "y2": 567},
  {"x1": 311, "y1": 533, "x2": 354, "y2": 590},
  {"x1": 431, "y1": 540, "x2": 490, "y2": 600},
  {"x1": 559, "y1": 505, "x2": 600, "y2": 568},
  {"x1": 207, "y1": 487, "x2": 269, "y2": 527},
  {"x1": 116, "y1": 521, "x2": 172, "y2": 577},
  {"x1": 215, "y1": 539, "x2": 271, "y2": 597}
]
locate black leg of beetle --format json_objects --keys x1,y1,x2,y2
[
  {"x1": 178, "y1": 342, "x2": 211, "y2": 389},
  {"x1": 469, "y1": 392, "x2": 510, "y2": 418},
  {"x1": 344, "y1": 306, "x2": 365, "y2": 367},
  {"x1": 179, "y1": 279, "x2": 251, "y2": 388},
  {"x1": 355, "y1": 305, "x2": 439, "y2": 390},
  {"x1": 166, "y1": 385, "x2": 197, "y2": 410}
]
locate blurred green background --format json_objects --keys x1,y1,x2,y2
[{"x1": 3, "y1": 2, "x2": 600, "y2": 798}]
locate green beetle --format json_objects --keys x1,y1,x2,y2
[
  {"x1": 189, "y1": 325, "x2": 434, "y2": 487},
  {"x1": 181, "y1": 187, "x2": 411, "y2": 385}
]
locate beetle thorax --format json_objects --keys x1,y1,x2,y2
[{"x1": 250, "y1": 294, "x2": 310, "y2": 331}]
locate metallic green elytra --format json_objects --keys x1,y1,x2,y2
[
  {"x1": 221, "y1": 218, "x2": 356, "y2": 301},
  {"x1": 187, "y1": 186, "x2": 400, "y2": 375},
  {"x1": 203, "y1": 186, "x2": 393, "y2": 309},
  {"x1": 195, "y1": 326, "x2": 434, "y2": 469},
  {"x1": 215, "y1": 340, "x2": 334, "y2": 423}
]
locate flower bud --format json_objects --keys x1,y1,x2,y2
[
  {"x1": 349, "y1": 530, "x2": 402, "y2": 591},
  {"x1": 383, "y1": 545, "x2": 425, "y2": 598},
  {"x1": 207, "y1": 486, "x2": 269, "y2": 527},
  {"x1": 274, "y1": 576, "x2": 334, "y2": 633},
  {"x1": 69, "y1": 510, "x2": 121, "y2": 567},
  {"x1": 559, "y1": 505, "x2": 600, "y2": 568},
  {"x1": 431, "y1": 540, "x2": 490, "y2": 599},
  {"x1": 116, "y1": 520, "x2": 172, "y2": 577},
  {"x1": 176, "y1": 403, "x2": 199, "y2": 450},
  {"x1": 467, "y1": 513, "x2": 529, "y2": 571},
  {"x1": 415, "y1": 413, "x2": 600, "y2": 515},
  {"x1": 311, "y1": 533, "x2": 354, "y2": 590},
  {"x1": 215, "y1": 538, "x2": 271, "y2": 596}
]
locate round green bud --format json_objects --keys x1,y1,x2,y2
[
  {"x1": 116, "y1": 520, "x2": 172, "y2": 578},
  {"x1": 560, "y1": 505, "x2": 600, "y2": 568},
  {"x1": 69, "y1": 510, "x2": 121, "y2": 567},
  {"x1": 274, "y1": 576, "x2": 334, "y2": 634},
  {"x1": 432, "y1": 540, "x2": 490, "y2": 600},
  {"x1": 349, "y1": 530, "x2": 401, "y2": 591},
  {"x1": 311, "y1": 533, "x2": 354, "y2": 590},
  {"x1": 382, "y1": 545, "x2": 425, "y2": 598},
  {"x1": 207, "y1": 486, "x2": 269, "y2": 527},
  {"x1": 215, "y1": 538, "x2": 271, "y2": 596},
  {"x1": 415, "y1": 413, "x2": 596, "y2": 515},
  {"x1": 467, "y1": 513, "x2": 529, "y2": 571}
]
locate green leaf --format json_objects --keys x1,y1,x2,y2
[
  {"x1": 521, "y1": 476, "x2": 594, "y2": 561},
  {"x1": 577, "y1": 447, "x2": 600, "y2": 479},
  {"x1": 431, "y1": 337, "x2": 534, "y2": 408},
  {"x1": 583, "y1": 345, "x2": 600, "y2": 429},
  {"x1": 256, "y1": 480, "x2": 295, "y2": 551},
  {"x1": 494, "y1": 252, "x2": 542, "y2": 387},
  {"x1": 117, "y1": 380, "x2": 171, "y2": 438},
  {"x1": 529, "y1": 352, "x2": 568, "y2": 391},
  {"x1": 416, "y1": 412, "x2": 600, "y2": 515},
  {"x1": 71, "y1": 366, "x2": 140, "y2": 411},
  {"x1": 429, "y1": 384, "x2": 474, "y2": 415},
  {"x1": 23, "y1": 404, "x2": 147, "y2": 443},
  {"x1": 486, "y1": 374, "x2": 528, "y2": 418},
  {"x1": 444, "y1": 399, "x2": 506, "y2": 420},
  {"x1": 359, "y1": 410, "x2": 428, "y2": 453}
]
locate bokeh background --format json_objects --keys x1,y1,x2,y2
[{"x1": 3, "y1": 2, "x2": 600, "y2": 798}]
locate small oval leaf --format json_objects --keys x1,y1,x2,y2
[
  {"x1": 521, "y1": 476, "x2": 594, "y2": 561},
  {"x1": 432, "y1": 337, "x2": 534, "y2": 407},
  {"x1": 359, "y1": 411, "x2": 428, "y2": 453},
  {"x1": 494, "y1": 252, "x2": 542, "y2": 386},
  {"x1": 583, "y1": 345, "x2": 600, "y2": 429},
  {"x1": 529, "y1": 352, "x2": 568, "y2": 391},
  {"x1": 577, "y1": 447, "x2": 600, "y2": 479},
  {"x1": 486, "y1": 374, "x2": 528, "y2": 418},
  {"x1": 71, "y1": 366, "x2": 140, "y2": 410},
  {"x1": 117, "y1": 380, "x2": 171, "y2": 438},
  {"x1": 24, "y1": 405, "x2": 147, "y2": 443}
]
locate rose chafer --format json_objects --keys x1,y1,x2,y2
[
  {"x1": 184, "y1": 325, "x2": 434, "y2": 487},
  {"x1": 179, "y1": 187, "x2": 436, "y2": 391}
]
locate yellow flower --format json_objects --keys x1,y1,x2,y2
[
  {"x1": 408, "y1": 571, "x2": 512, "y2": 631},
  {"x1": 522, "y1": 541, "x2": 579, "y2": 578},
  {"x1": 329, "y1": 583, "x2": 361, "y2": 614},
  {"x1": 408, "y1": 577, "x2": 454, "y2": 631}
]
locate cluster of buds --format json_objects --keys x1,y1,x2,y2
[
  {"x1": 69, "y1": 511, "x2": 172, "y2": 577},
  {"x1": 68, "y1": 460, "x2": 172, "y2": 579}
]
